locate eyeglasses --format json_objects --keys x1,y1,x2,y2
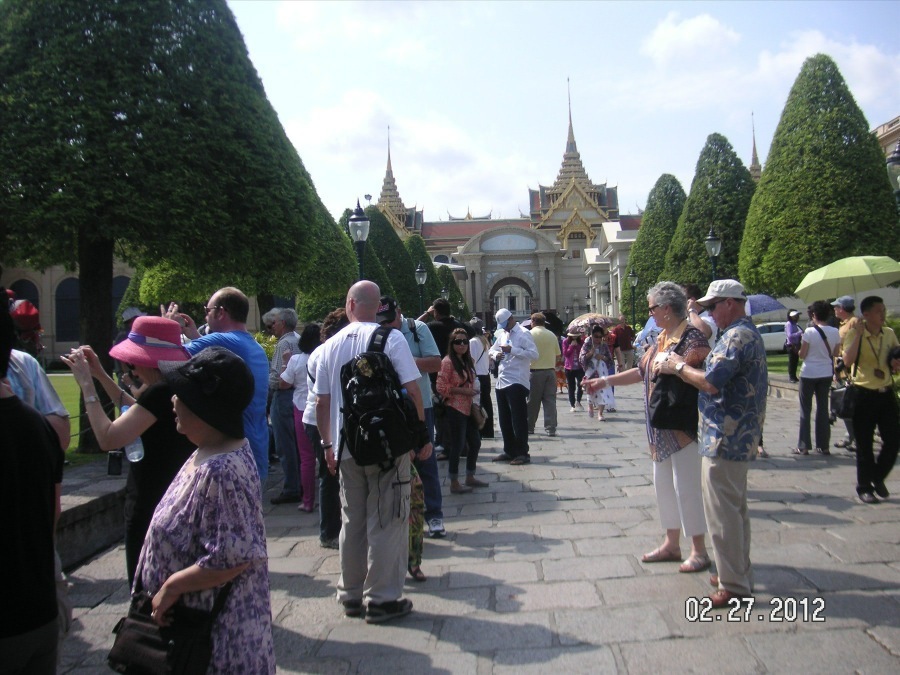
[
  {"x1": 648, "y1": 304, "x2": 660, "y2": 314},
  {"x1": 707, "y1": 299, "x2": 726, "y2": 312},
  {"x1": 205, "y1": 305, "x2": 221, "y2": 315},
  {"x1": 451, "y1": 339, "x2": 468, "y2": 346}
]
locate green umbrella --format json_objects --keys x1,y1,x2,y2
[{"x1": 794, "y1": 255, "x2": 900, "y2": 302}]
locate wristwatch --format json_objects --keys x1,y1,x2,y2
[{"x1": 675, "y1": 362, "x2": 686, "y2": 375}]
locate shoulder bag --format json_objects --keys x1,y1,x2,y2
[
  {"x1": 830, "y1": 334, "x2": 861, "y2": 421},
  {"x1": 107, "y1": 581, "x2": 232, "y2": 674},
  {"x1": 647, "y1": 332, "x2": 699, "y2": 433}
]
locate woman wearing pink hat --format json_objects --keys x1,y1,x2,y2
[{"x1": 61, "y1": 316, "x2": 195, "y2": 585}]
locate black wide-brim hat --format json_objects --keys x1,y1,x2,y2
[{"x1": 159, "y1": 346, "x2": 253, "y2": 440}]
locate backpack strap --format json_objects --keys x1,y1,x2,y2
[
  {"x1": 406, "y1": 318, "x2": 420, "y2": 343},
  {"x1": 368, "y1": 324, "x2": 392, "y2": 353}
]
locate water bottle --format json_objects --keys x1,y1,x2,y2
[{"x1": 121, "y1": 405, "x2": 145, "y2": 462}]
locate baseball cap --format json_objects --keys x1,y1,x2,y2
[
  {"x1": 495, "y1": 308, "x2": 512, "y2": 325},
  {"x1": 697, "y1": 279, "x2": 746, "y2": 307},
  {"x1": 830, "y1": 296, "x2": 855, "y2": 311},
  {"x1": 376, "y1": 295, "x2": 398, "y2": 323},
  {"x1": 788, "y1": 310, "x2": 801, "y2": 318}
]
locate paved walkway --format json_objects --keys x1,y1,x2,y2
[{"x1": 60, "y1": 383, "x2": 900, "y2": 673}]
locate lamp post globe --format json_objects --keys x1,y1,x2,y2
[
  {"x1": 441, "y1": 286, "x2": 450, "y2": 301},
  {"x1": 415, "y1": 263, "x2": 427, "y2": 313},
  {"x1": 348, "y1": 199, "x2": 370, "y2": 281},
  {"x1": 704, "y1": 228, "x2": 722, "y2": 283},
  {"x1": 627, "y1": 269, "x2": 638, "y2": 327},
  {"x1": 887, "y1": 140, "x2": 900, "y2": 214}
]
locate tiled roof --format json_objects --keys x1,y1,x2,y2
[
  {"x1": 620, "y1": 214, "x2": 642, "y2": 230},
  {"x1": 420, "y1": 218, "x2": 530, "y2": 239}
]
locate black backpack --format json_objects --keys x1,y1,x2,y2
[{"x1": 338, "y1": 326, "x2": 417, "y2": 470}]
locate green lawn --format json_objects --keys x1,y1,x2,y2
[
  {"x1": 766, "y1": 353, "x2": 789, "y2": 375},
  {"x1": 48, "y1": 373, "x2": 105, "y2": 466}
]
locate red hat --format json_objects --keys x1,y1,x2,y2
[{"x1": 109, "y1": 316, "x2": 189, "y2": 368}]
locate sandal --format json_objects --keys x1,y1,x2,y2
[
  {"x1": 679, "y1": 554, "x2": 712, "y2": 573},
  {"x1": 757, "y1": 447, "x2": 769, "y2": 458},
  {"x1": 450, "y1": 482, "x2": 473, "y2": 494},
  {"x1": 641, "y1": 547, "x2": 682, "y2": 563},
  {"x1": 465, "y1": 477, "x2": 489, "y2": 488},
  {"x1": 407, "y1": 565, "x2": 426, "y2": 582},
  {"x1": 793, "y1": 447, "x2": 809, "y2": 456}
]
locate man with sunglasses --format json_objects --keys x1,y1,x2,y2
[
  {"x1": 166, "y1": 287, "x2": 270, "y2": 482},
  {"x1": 658, "y1": 279, "x2": 766, "y2": 609}
]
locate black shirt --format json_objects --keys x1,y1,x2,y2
[
  {"x1": 427, "y1": 316, "x2": 475, "y2": 358},
  {"x1": 125, "y1": 382, "x2": 196, "y2": 523},
  {"x1": 0, "y1": 396, "x2": 64, "y2": 637}
]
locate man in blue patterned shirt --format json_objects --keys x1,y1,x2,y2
[{"x1": 659, "y1": 279, "x2": 766, "y2": 608}]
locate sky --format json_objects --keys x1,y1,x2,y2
[{"x1": 227, "y1": 0, "x2": 900, "y2": 223}]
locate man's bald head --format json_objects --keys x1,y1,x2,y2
[{"x1": 346, "y1": 281, "x2": 381, "y2": 323}]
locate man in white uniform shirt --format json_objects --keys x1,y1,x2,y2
[
  {"x1": 314, "y1": 281, "x2": 432, "y2": 624},
  {"x1": 489, "y1": 308, "x2": 539, "y2": 465}
]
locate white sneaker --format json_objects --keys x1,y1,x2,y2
[
  {"x1": 570, "y1": 406, "x2": 577, "y2": 413},
  {"x1": 427, "y1": 518, "x2": 446, "y2": 538}
]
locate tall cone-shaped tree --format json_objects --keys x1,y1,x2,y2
[
  {"x1": 739, "y1": 54, "x2": 900, "y2": 294},
  {"x1": 621, "y1": 174, "x2": 686, "y2": 315},
  {"x1": 404, "y1": 234, "x2": 442, "y2": 313},
  {"x1": 365, "y1": 207, "x2": 420, "y2": 312},
  {"x1": 0, "y1": 0, "x2": 354, "y2": 372},
  {"x1": 436, "y1": 265, "x2": 467, "y2": 320},
  {"x1": 662, "y1": 134, "x2": 755, "y2": 286}
]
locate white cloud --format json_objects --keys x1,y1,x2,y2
[
  {"x1": 274, "y1": 0, "x2": 433, "y2": 68},
  {"x1": 757, "y1": 30, "x2": 900, "y2": 107},
  {"x1": 283, "y1": 90, "x2": 539, "y2": 220},
  {"x1": 640, "y1": 12, "x2": 741, "y2": 67}
]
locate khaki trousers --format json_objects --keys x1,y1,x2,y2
[
  {"x1": 701, "y1": 456, "x2": 752, "y2": 595},
  {"x1": 337, "y1": 454, "x2": 410, "y2": 605}
]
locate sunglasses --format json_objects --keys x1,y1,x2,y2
[
  {"x1": 451, "y1": 339, "x2": 468, "y2": 346},
  {"x1": 648, "y1": 304, "x2": 660, "y2": 313}
]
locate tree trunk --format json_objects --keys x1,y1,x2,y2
[{"x1": 76, "y1": 234, "x2": 115, "y2": 453}]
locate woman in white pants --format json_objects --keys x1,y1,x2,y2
[{"x1": 585, "y1": 282, "x2": 712, "y2": 572}]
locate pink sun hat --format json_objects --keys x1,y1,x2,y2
[{"x1": 109, "y1": 316, "x2": 190, "y2": 368}]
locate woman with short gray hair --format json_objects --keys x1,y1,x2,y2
[{"x1": 584, "y1": 281, "x2": 712, "y2": 573}]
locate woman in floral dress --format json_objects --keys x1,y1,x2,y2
[
  {"x1": 579, "y1": 324, "x2": 615, "y2": 420},
  {"x1": 138, "y1": 347, "x2": 275, "y2": 674}
]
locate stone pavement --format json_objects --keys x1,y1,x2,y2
[{"x1": 60, "y1": 382, "x2": 900, "y2": 673}]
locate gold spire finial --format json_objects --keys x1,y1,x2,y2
[{"x1": 749, "y1": 112, "x2": 761, "y2": 182}]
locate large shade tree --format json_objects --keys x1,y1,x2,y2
[
  {"x1": 0, "y1": 0, "x2": 354, "y2": 369},
  {"x1": 622, "y1": 174, "x2": 686, "y2": 315},
  {"x1": 739, "y1": 53, "x2": 900, "y2": 295},
  {"x1": 661, "y1": 133, "x2": 755, "y2": 286}
]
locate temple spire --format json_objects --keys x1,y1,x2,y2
[
  {"x1": 566, "y1": 77, "x2": 576, "y2": 154},
  {"x1": 548, "y1": 79, "x2": 595, "y2": 195},
  {"x1": 377, "y1": 125, "x2": 409, "y2": 231},
  {"x1": 749, "y1": 112, "x2": 761, "y2": 182},
  {"x1": 386, "y1": 125, "x2": 393, "y2": 176}
]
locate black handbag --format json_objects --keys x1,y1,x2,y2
[
  {"x1": 830, "y1": 335, "x2": 862, "y2": 422},
  {"x1": 107, "y1": 582, "x2": 232, "y2": 674},
  {"x1": 647, "y1": 333, "x2": 699, "y2": 433}
]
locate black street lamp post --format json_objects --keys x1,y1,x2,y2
[
  {"x1": 704, "y1": 228, "x2": 722, "y2": 283},
  {"x1": 628, "y1": 270, "x2": 638, "y2": 327},
  {"x1": 887, "y1": 140, "x2": 900, "y2": 215},
  {"x1": 348, "y1": 200, "x2": 370, "y2": 281},
  {"x1": 415, "y1": 263, "x2": 427, "y2": 314},
  {"x1": 441, "y1": 286, "x2": 450, "y2": 300}
]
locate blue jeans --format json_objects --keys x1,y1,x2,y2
[
  {"x1": 496, "y1": 383, "x2": 530, "y2": 458},
  {"x1": 414, "y1": 407, "x2": 443, "y2": 522},
  {"x1": 271, "y1": 389, "x2": 300, "y2": 495},
  {"x1": 306, "y1": 422, "x2": 341, "y2": 542}
]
